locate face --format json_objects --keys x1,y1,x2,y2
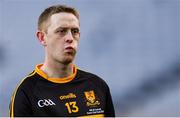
[{"x1": 38, "y1": 12, "x2": 80, "y2": 65}]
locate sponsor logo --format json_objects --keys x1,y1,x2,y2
[
  {"x1": 38, "y1": 99, "x2": 56, "y2": 107},
  {"x1": 84, "y1": 90, "x2": 100, "y2": 107},
  {"x1": 59, "y1": 93, "x2": 76, "y2": 100}
]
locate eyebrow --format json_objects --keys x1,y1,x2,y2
[{"x1": 54, "y1": 26, "x2": 79, "y2": 32}]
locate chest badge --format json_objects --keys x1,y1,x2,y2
[{"x1": 84, "y1": 90, "x2": 100, "y2": 107}]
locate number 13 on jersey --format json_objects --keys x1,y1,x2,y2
[{"x1": 65, "y1": 101, "x2": 79, "y2": 114}]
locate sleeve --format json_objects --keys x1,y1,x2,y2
[
  {"x1": 105, "y1": 85, "x2": 115, "y2": 117},
  {"x1": 9, "y1": 87, "x2": 32, "y2": 117}
]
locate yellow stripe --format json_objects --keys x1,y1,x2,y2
[
  {"x1": 78, "y1": 114, "x2": 104, "y2": 118},
  {"x1": 9, "y1": 71, "x2": 36, "y2": 117}
]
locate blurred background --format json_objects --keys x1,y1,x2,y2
[{"x1": 0, "y1": 0, "x2": 180, "y2": 116}]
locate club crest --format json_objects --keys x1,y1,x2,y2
[{"x1": 84, "y1": 90, "x2": 100, "y2": 107}]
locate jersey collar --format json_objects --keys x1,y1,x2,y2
[{"x1": 35, "y1": 64, "x2": 77, "y2": 84}]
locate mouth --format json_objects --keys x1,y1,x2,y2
[
  {"x1": 65, "y1": 46, "x2": 74, "y2": 50},
  {"x1": 64, "y1": 46, "x2": 75, "y2": 54}
]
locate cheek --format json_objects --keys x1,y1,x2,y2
[
  {"x1": 47, "y1": 39, "x2": 63, "y2": 52},
  {"x1": 74, "y1": 41, "x2": 79, "y2": 50}
]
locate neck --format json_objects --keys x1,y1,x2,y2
[{"x1": 41, "y1": 60, "x2": 74, "y2": 78}]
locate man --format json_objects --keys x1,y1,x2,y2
[{"x1": 9, "y1": 4, "x2": 115, "y2": 117}]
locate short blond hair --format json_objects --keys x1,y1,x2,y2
[{"x1": 38, "y1": 4, "x2": 79, "y2": 31}]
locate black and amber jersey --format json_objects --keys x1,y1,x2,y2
[{"x1": 10, "y1": 64, "x2": 115, "y2": 117}]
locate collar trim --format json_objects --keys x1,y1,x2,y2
[{"x1": 35, "y1": 64, "x2": 77, "y2": 84}]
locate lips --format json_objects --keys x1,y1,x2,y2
[
  {"x1": 65, "y1": 46, "x2": 74, "y2": 50},
  {"x1": 64, "y1": 46, "x2": 75, "y2": 53}
]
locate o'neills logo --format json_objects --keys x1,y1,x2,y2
[
  {"x1": 59, "y1": 93, "x2": 76, "y2": 100},
  {"x1": 84, "y1": 90, "x2": 100, "y2": 107}
]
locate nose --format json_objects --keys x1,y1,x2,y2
[{"x1": 65, "y1": 30, "x2": 73, "y2": 43}]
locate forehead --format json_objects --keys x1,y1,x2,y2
[{"x1": 49, "y1": 12, "x2": 79, "y2": 29}]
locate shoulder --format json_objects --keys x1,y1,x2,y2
[
  {"x1": 77, "y1": 69, "x2": 110, "y2": 89},
  {"x1": 15, "y1": 70, "x2": 38, "y2": 93}
]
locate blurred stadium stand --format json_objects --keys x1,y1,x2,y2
[{"x1": 0, "y1": 0, "x2": 180, "y2": 116}]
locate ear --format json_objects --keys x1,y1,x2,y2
[{"x1": 36, "y1": 31, "x2": 47, "y2": 46}]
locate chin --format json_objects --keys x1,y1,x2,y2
[
  {"x1": 56, "y1": 53, "x2": 76, "y2": 65},
  {"x1": 62, "y1": 56, "x2": 74, "y2": 65},
  {"x1": 62, "y1": 60, "x2": 73, "y2": 65}
]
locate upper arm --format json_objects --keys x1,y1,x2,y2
[
  {"x1": 104, "y1": 84, "x2": 115, "y2": 117},
  {"x1": 9, "y1": 87, "x2": 32, "y2": 117}
]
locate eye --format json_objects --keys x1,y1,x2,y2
[
  {"x1": 56, "y1": 28, "x2": 68, "y2": 35},
  {"x1": 71, "y1": 28, "x2": 80, "y2": 35},
  {"x1": 60, "y1": 29, "x2": 67, "y2": 34}
]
